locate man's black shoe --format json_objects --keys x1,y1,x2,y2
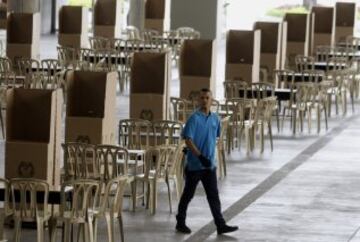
[
  {"x1": 217, "y1": 225, "x2": 239, "y2": 234},
  {"x1": 176, "y1": 223, "x2": 192, "y2": 234}
]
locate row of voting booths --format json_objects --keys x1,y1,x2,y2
[
  {"x1": 58, "y1": 0, "x2": 170, "y2": 48},
  {"x1": 225, "y1": 2, "x2": 356, "y2": 86},
  {"x1": 5, "y1": 70, "x2": 117, "y2": 188}
]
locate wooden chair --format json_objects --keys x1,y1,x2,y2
[
  {"x1": 10, "y1": 178, "x2": 56, "y2": 242},
  {"x1": 90, "y1": 176, "x2": 128, "y2": 242},
  {"x1": 55, "y1": 179, "x2": 101, "y2": 242},
  {"x1": 0, "y1": 178, "x2": 12, "y2": 241},
  {"x1": 118, "y1": 119, "x2": 153, "y2": 150}
]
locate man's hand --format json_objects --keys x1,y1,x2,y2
[{"x1": 198, "y1": 154, "x2": 212, "y2": 168}]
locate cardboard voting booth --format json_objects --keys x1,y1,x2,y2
[
  {"x1": 254, "y1": 22, "x2": 287, "y2": 83},
  {"x1": 284, "y1": 13, "x2": 312, "y2": 68},
  {"x1": 5, "y1": 89, "x2": 63, "y2": 188},
  {"x1": 144, "y1": 0, "x2": 170, "y2": 32},
  {"x1": 130, "y1": 51, "x2": 171, "y2": 120},
  {"x1": 94, "y1": 0, "x2": 122, "y2": 38},
  {"x1": 225, "y1": 30, "x2": 261, "y2": 83},
  {"x1": 335, "y1": 2, "x2": 356, "y2": 43},
  {"x1": 311, "y1": 6, "x2": 335, "y2": 52},
  {"x1": 6, "y1": 12, "x2": 40, "y2": 62},
  {"x1": 179, "y1": 39, "x2": 216, "y2": 98},
  {"x1": 0, "y1": 3, "x2": 6, "y2": 29},
  {"x1": 65, "y1": 71, "x2": 117, "y2": 145},
  {"x1": 59, "y1": 6, "x2": 88, "y2": 48}
]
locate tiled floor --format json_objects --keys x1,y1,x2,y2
[{"x1": 1, "y1": 34, "x2": 360, "y2": 242}]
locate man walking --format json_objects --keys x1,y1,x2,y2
[{"x1": 176, "y1": 88, "x2": 238, "y2": 235}]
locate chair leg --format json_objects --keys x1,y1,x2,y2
[
  {"x1": 105, "y1": 214, "x2": 115, "y2": 242},
  {"x1": 0, "y1": 212, "x2": 5, "y2": 241},
  {"x1": 87, "y1": 218, "x2": 94, "y2": 242},
  {"x1": 0, "y1": 109, "x2": 4, "y2": 139},
  {"x1": 118, "y1": 216, "x2": 125, "y2": 242},
  {"x1": 268, "y1": 122, "x2": 273, "y2": 152},
  {"x1": 307, "y1": 108, "x2": 312, "y2": 134},
  {"x1": 48, "y1": 218, "x2": 58, "y2": 242},
  {"x1": 276, "y1": 109, "x2": 280, "y2": 133},
  {"x1": 93, "y1": 217, "x2": 98, "y2": 242},
  {"x1": 131, "y1": 180, "x2": 137, "y2": 212},
  {"x1": 292, "y1": 109, "x2": 297, "y2": 135},
  {"x1": 36, "y1": 219, "x2": 44, "y2": 242},
  {"x1": 317, "y1": 105, "x2": 321, "y2": 134},
  {"x1": 260, "y1": 123, "x2": 264, "y2": 154},
  {"x1": 165, "y1": 178, "x2": 173, "y2": 213},
  {"x1": 13, "y1": 218, "x2": 21, "y2": 242},
  {"x1": 221, "y1": 149, "x2": 227, "y2": 176}
]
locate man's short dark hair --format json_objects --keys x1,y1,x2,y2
[{"x1": 200, "y1": 88, "x2": 212, "y2": 94}]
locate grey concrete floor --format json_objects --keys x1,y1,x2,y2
[{"x1": 1, "y1": 34, "x2": 360, "y2": 242}]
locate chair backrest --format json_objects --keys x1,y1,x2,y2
[
  {"x1": 316, "y1": 45, "x2": 334, "y2": 62},
  {"x1": 62, "y1": 142, "x2": 99, "y2": 181},
  {"x1": 143, "y1": 146, "x2": 165, "y2": 179},
  {"x1": 60, "y1": 179, "x2": 100, "y2": 220},
  {"x1": 89, "y1": 36, "x2": 111, "y2": 50},
  {"x1": 225, "y1": 98, "x2": 256, "y2": 126},
  {"x1": 295, "y1": 82, "x2": 319, "y2": 104},
  {"x1": 41, "y1": 59, "x2": 61, "y2": 89},
  {"x1": 176, "y1": 27, "x2": 201, "y2": 40},
  {"x1": 218, "y1": 116, "x2": 230, "y2": 149},
  {"x1": 57, "y1": 46, "x2": 76, "y2": 68},
  {"x1": 273, "y1": 69, "x2": 295, "y2": 89},
  {"x1": 118, "y1": 119, "x2": 153, "y2": 149},
  {"x1": 152, "y1": 120, "x2": 183, "y2": 146},
  {"x1": 255, "y1": 96, "x2": 277, "y2": 122},
  {"x1": 166, "y1": 142, "x2": 185, "y2": 177},
  {"x1": 170, "y1": 97, "x2": 194, "y2": 123},
  {"x1": 295, "y1": 55, "x2": 315, "y2": 72},
  {"x1": 223, "y1": 80, "x2": 249, "y2": 99},
  {"x1": 326, "y1": 56, "x2": 349, "y2": 71},
  {"x1": 123, "y1": 26, "x2": 141, "y2": 40},
  {"x1": 16, "y1": 58, "x2": 40, "y2": 76},
  {"x1": 96, "y1": 145, "x2": 129, "y2": 182},
  {"x1": 251, "y1": 82, "x2": 275, "y2": 100},
  {"x1": 301, "y1": 70, "x2": 324, "y2": 83},
  {"x1": 0, "y1": 178, "x2": 11, "y2": 215},
  {"x1": 10, "y1": 178, "x2": 49, "y2": 220},
  {"x1": 346, "y1": 36, "x2": 360, "y2": 49},
  {"x1": 0, "y1": 57, "x2": 12, "y2": 73},
  {"x1": 98, "y1": 176, "x2": 127, "y2": 215}
]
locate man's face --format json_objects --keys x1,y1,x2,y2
[{"x1": 198, "y1": 91, "x2": 212, "y2": 109}]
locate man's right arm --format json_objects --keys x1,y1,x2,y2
[{"x1": 185, "y1": 138, "x2": 201, "y2": 157}]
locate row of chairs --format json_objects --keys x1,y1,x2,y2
[
  {"x1": 62, "y1": 142, "x2": 186, "y2": 216},
  {"x1": 0, "y1": 176, "x2": 127, "y2": 242}
]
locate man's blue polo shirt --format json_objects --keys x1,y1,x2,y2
[{"x1": 182, "y1": 109, "x2": 221, "y2": 171}]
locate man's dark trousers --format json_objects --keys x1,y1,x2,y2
[{"x1": 176, "y1": 168, "x2": 226, "y2": 227}]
